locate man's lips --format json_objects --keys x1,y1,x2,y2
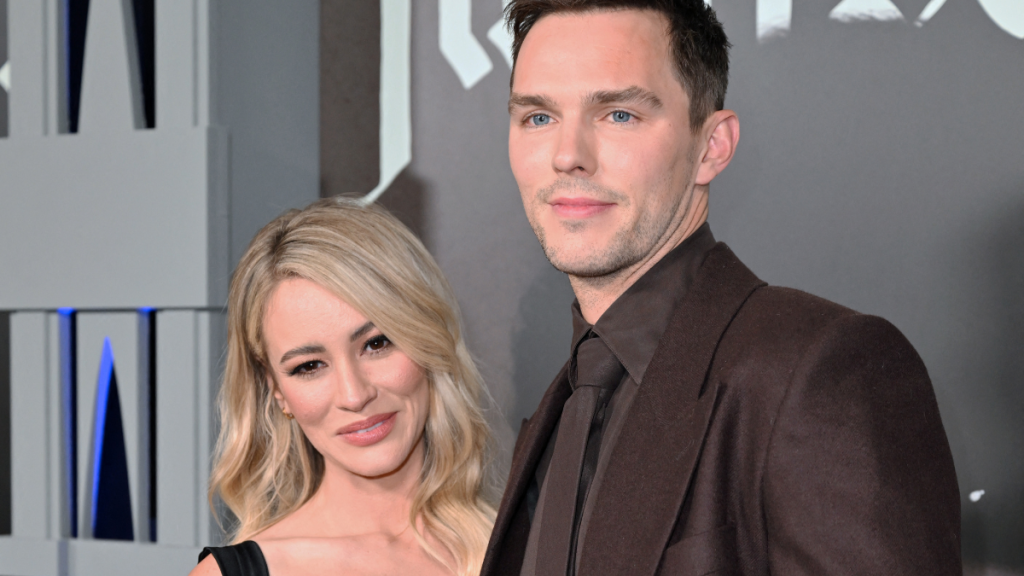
[{"x1": 549, "y1": 196, "x2": 615, "y2": 218}]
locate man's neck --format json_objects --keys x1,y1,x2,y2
[{"x1": 570, "y1": 202, "x2": 708, "y2": 325}]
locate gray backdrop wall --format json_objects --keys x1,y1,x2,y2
[
  {"x1": 1, "y1": 0, "x2": 1021, "y2": 573},
  {"x1": 0, "y1": 1, "x2": 318, "y2": 574}
]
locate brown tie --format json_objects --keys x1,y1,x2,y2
[{"x1": 536, "y1": 334, "x2": 625, "y2": 576}]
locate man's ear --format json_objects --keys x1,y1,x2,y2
[{"x1": 695, "y1": 110, "x2": 740, "y2": 186}]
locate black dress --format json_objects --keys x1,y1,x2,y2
[{"x1": 198, "y1": 541, "x2": 270, "y2": 576}]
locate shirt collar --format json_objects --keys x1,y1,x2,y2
[{"x1": 570, "y1": 223, "x2": 717, "y2": 384}]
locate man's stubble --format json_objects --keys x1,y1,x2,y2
[{"x1": 529, "y1": 176, "x2": 685, "y2": 280}]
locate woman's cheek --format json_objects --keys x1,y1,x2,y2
[
  {"x1": 286, "y1": 382, "x2": 335, "y2": 423},
  {"x1": 376, "y1": 356, "x2": 428, "y2": 396}
]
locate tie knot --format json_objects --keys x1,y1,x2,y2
[{"x1": 571, "y1": 335, "x2": 625, "y2": 392}]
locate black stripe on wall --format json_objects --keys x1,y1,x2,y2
[
  {"x1": 0, "y1": 312, "x2": 10, "y2": 536},
  {"x1": 130, "y1": 0, "x2": 155, "y2": 128}
]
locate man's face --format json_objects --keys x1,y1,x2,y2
[{"x1": 509, "y1": 9, "x2": 703, "y2": 278}]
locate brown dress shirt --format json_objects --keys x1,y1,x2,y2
[{"x1": 520, "y1": 224, "x2": 718, "y2": 576}]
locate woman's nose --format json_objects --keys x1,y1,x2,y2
[{"x1": 332, "y1": 361, "x2": 378, "y2": 412}]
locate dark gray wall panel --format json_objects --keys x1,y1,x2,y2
[
  {"x1": 711, "y1": 1, "x2": 1024, "y2": 568},
  {"x1": 320, "y1": 0, "x2": 380, "y2": 197},
  {"x1": 213, "y1": 0, "x2": 321, "y2": 268},
  {"x1": 330, "y1": 0, "x2": 1023, "y2": 570}
]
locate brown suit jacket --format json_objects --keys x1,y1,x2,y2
[{"x1": 482, "y1": 244, "x2": 961, "y2": 576}]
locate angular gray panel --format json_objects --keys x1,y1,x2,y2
[
  {"x1": 10, "y1": 312, "x2": 50, "y2": 539},
  {"x1": 155, "y1": 310, "x2": 199, "y2": 547}
]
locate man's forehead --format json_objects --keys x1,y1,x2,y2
[
  {"x1": 513, "y1": 9, "x2": 676, "y2": 91},
  {"x1": 527, "y1": 7, "x2": 671, "y2": 37},
  {"x1": 519, "y1": 7, "x2": 672, "y2": 55}
]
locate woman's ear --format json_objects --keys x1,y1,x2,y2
[
  {"x1": 695, "y1": 109, "x2": 740, "y2": 186},
  {"x1": 272, "y1": 387, "x2": 294, "y2": 419},
  {"x1": 265, "y1": 369, "x2": 288, "y2": 412}
]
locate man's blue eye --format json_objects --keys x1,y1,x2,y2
[
  {"x1": 530, "y1": 114, "x2": 551, "y2": 126},
  {"x1": 612, "y1": 111, "x2": 632, "y2": 123}
]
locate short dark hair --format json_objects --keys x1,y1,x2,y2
[{"x1": 506, "y1": 0, "x2": 731, "y2": 131}]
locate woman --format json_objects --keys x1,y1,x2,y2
[{"x1": 192, "y1": 197, "x2": 497, "y2": 576}]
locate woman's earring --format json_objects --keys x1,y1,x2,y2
[{"x1": 282, "y1": 408, "x2": 295, "y2": 420}]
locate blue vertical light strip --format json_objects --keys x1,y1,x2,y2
[
  {"x1": 90, "y1": 338, "x2": 113, "y2": 531},
  {"x1": 57, "y1": 308, "x2": 77, "y2": 537},
  {"x1": 90, "y1": 338, "x2": 133, "y2": 540}
]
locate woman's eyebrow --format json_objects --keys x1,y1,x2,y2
[
  {"x1": 350, "y1": 321, "x2": 376, "y2": 342},
  {"x1": 276, "y1": 323, "x2": 376, "y2": 364},
  {"x1": 279, "y1": 344, "x2": 327, "y2": 365}
]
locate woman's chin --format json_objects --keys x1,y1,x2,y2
[
  {"x1": 328, "y1": 448, "x2": 418, "y2": 481},
  {"x1": 344, "y1": 461, "x2": 408, "y2": 480}
]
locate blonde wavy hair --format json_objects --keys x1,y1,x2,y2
[{"x1": 210, "y1": 197, "x2": 497, "y2": 575}]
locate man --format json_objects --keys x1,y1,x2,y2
[{"x1": 482, "y1": 1, "x2": 961, "y2": 575}]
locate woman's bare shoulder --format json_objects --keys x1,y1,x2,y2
[{"x1": 188, "y1": 554, "x2": 220, "y2": 576}]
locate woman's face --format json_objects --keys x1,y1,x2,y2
[{"x1": 262, "y1": 277, "x2": 431, "y2": 479}]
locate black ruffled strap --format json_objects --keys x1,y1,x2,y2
[{"x1": 198, "y1": 541, "x2": 270, "y2": 576}]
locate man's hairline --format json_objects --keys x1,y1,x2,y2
[{"x1": 506, "y1": 6, "x2": 708, "y2": 133}]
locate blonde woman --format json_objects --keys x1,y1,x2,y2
[{"x1": 191, "y1": 197, "x2": 497, "y2": 576}]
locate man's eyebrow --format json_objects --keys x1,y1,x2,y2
[
  {"x1": 585, "y1": 86, "x2": 664, "y2": 109},
  {"x1": 508, "y1": 93, "x2": 556, "y2": 114},
  {"x1": 279, "y1": 344, "x2": 327, "y2": 365}
]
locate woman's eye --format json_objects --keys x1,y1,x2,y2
[
  {"x1": 529, "y1": 113, "x2": 551, "y2": 126},
  {"x1": 611, "y1": 111, "x2": 633, "y2": 123},
  {"x1": 289, "y1": 360, "x2": 324, "y2": 376},
  {"x1": 364, "y1": 335, "x2": 392, "y2": 353}
]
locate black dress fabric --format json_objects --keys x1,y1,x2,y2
[{"x1": 198, "y1": 541, "x2": 270, "y2": 576}]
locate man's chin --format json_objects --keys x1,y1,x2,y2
[
  {"x1": 533, "y1": 222, "x2": 643, "y2": 278},
  {"x1": 544, "y1": 248, "x2": 636, "y2": 279}
]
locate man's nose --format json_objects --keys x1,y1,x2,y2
[{"x1": 552, "y1": 115, "x2": 597, "y2": 176}]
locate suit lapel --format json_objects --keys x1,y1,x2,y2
[
  {"x1": 576, "y1": 244, "x2": 765, "y2": 576},
  {"x1": 481, "y1": 362, "x2": 572, "y2": 576}
]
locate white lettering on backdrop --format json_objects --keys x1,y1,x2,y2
[{"x1": 431, "y1": 0, "x2": 1022, "y2": 77}]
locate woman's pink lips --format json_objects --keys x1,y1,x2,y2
[
  {"x1": 549, "y1": 197, "x2": 615, "y2": 218},
  {"x1": 337, "y1": 412, "x2": 397, "y2": 447}
]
